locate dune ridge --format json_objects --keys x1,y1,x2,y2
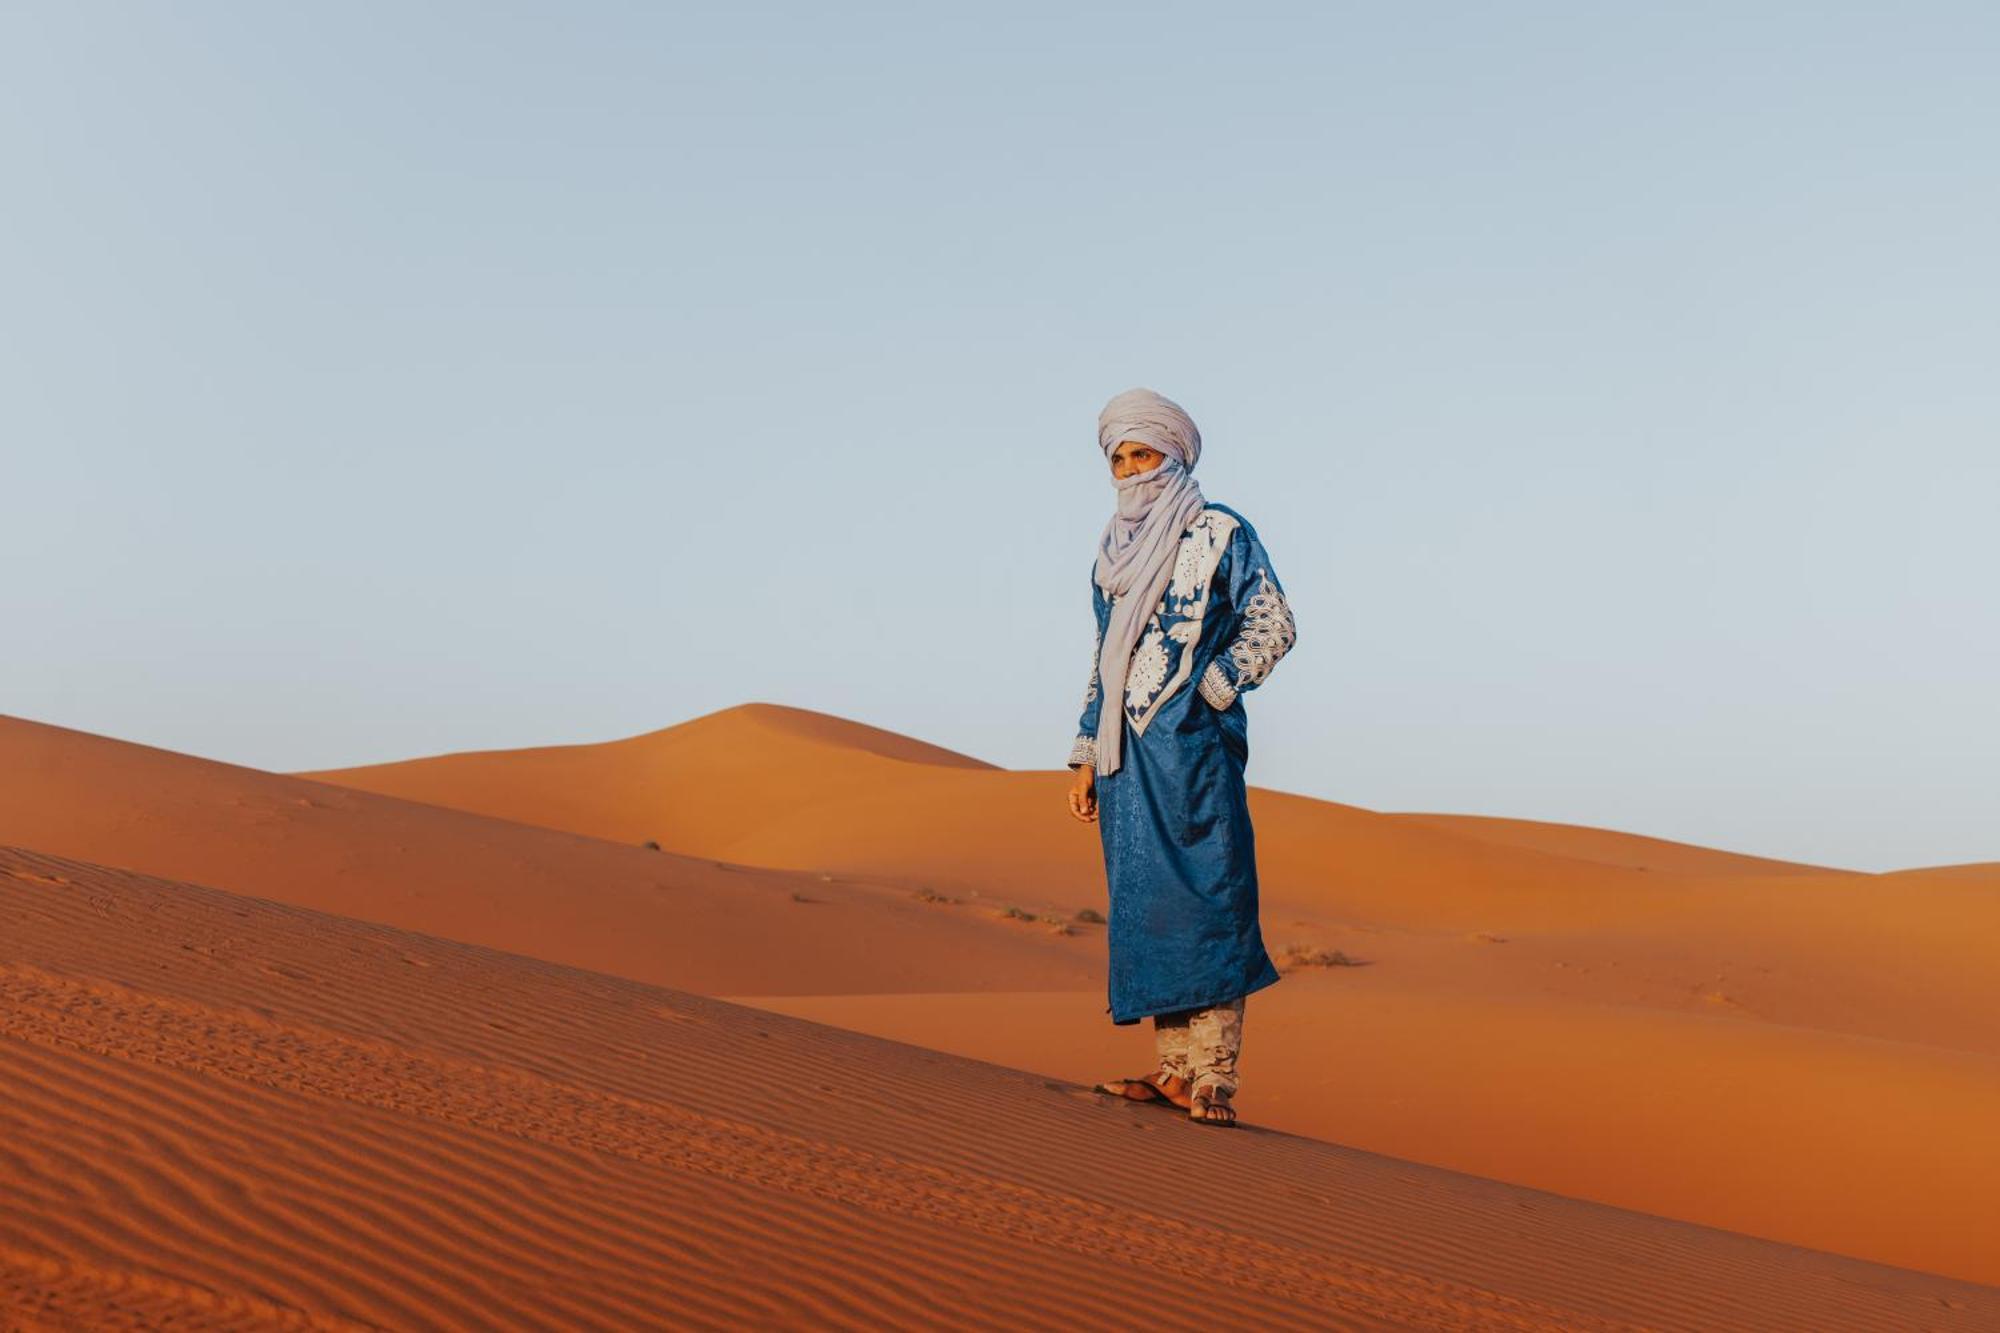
[
  {"x1": 300, "y1": 704, "x2": 1850, "y2": 891},
  {"x1": 1386, "y1": 812, "x2": 1851, "y2": 877},
  {"x1": 293, "y1": 702, "x2": 998, "y2": 858},
  {"x1": 8, "y1": 705, "x2": 2000, "y2": 1286},
  {"x1": 0, "y1": 713, "x2": 1098, "y2": 999},
  {"x1": 291, "y1": 703, "x2": 2000, "y2": 1283},
  {"x1": 5, "y1": 844, "x2": 1994, "y2": 1331}
]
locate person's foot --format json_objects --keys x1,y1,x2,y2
[
  {"x1": 1092, "y1": 1071, "x2": 1191, "y2": 1109},
  {"x1": 1187, "y1": 1083, "x2": 1237, "y2": 1126}
]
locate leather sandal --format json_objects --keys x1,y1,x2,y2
[
  {"x1": 1187, "y1": 1083, "x2": 1238, "y2": 1127},
  {"x1": 1092, "y1": 1071, "x2": 1191, "y2": 1109}
]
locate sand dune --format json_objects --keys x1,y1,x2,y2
[
  {"x1": 299, "y1": 707, "x2": 2000, "y2": 1060},
  {"x1": 299, "y1": 702, "x2": 1000, "y2": 862},
  {"x1": 737, "y1": 983, "x2": 2000, "y2": 1287},
  {"x1": 1386, "y1": 812, "x2": 1847, "y2": 877},
  {"x1": 0, "y1": 714, "x2": 1100, "y2": 998},
  {"x1": 9, "y1": 704, "x2": 2000, "y2": 1290},
  {"x1": 1882, "y1": 862, "x2": 2000, "y2": 887},
  {"x1": 5, "y1": 844, "x2": 1994, "y2": 1331},
  {"x1": 295, "y1": 704, "x2": 2000, "y2": 1284},
  {"x1": 305, "y1": 704, "x2": 1843, "y2": 903}
]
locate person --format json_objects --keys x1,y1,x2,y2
[{"x1": 1067, "y1": 386, "x2": 1298, "y2": 1127}]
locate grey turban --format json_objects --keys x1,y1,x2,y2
[{"x1": 1098, "y1": 387, "x2": 1203, "y2": 469}]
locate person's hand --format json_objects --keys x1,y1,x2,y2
[{"x1": 1067, "y1": 764, "x2": 1098, "y2": 823}]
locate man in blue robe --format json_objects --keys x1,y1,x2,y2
[{"x1": 1066, "y1": 388, "x2": 1298, "y2": 1127}]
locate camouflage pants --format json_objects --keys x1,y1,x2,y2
[{"x1": 1152, "y1": 996, "x2": 1245, "y2": 1098}]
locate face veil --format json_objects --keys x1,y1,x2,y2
[{"x1": 1090, "y1": 388, "x2": 1207, "y2": 777}]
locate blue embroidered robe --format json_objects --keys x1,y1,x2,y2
[{"x1": 1068, "y1": 502, "x2": 1298, "y2": 1025}]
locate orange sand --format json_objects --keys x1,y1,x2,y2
[
  {"x1": 297, "y1": 704, "x2": 2000, "y2": 1285},
  {"x1": 5, "y1": 845, "x2": 1994, "y2": 1330},
  {"x1": 0, "y1": 715, "x2": 1097, "y2": 998},
  {"x1": 3, "y1": 703, "x2": 1997, "y2": 1324}
]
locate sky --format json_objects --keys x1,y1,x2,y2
[{"x1": 2, "y1": 3, "x2": 1994, "y2": 872}]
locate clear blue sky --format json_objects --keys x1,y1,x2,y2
[{"x1": 3, "y1": 3, "x2": 1994, "y2": 871}]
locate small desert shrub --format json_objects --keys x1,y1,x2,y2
[
  {"x1": 1074, "y1": 908, "x2": 1106, "y2": 925},
  {"x1": 998, "y1": 904, "x2": 1037, "y2": 921},
  {"x1": 912, "y1": 888, "x2": 953, "y2": 904},
  {"x1": 790, "y1": 891, "x2": 817, "y2": 904},
  {"x1": 1282, "y1": 943, "x2": 1361, "y2": 969},
  {"x1": 1047, "y1": 921, "x2": 1076, "y2": 937},
  {"x1": 642, "y1": 840, "x2": 661, "y2": 851}
]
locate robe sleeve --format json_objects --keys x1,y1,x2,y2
[
  {"x1": 1196, "y1": 518, "x2": 1298, "y2": 711},
  {"x1": 1067, "y1": 575, "x2": 1108, "y2": 770}
]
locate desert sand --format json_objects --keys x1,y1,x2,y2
[
  {"x1": 4, "y1": 704, "x2": 1998, "y2": 1327},
  {"x1": 297, "y1": 703, "x2": 2000, "y2": 1286},
  {"x1": 6, "y1": 845, "x2": 1996, "y2": 1331}
]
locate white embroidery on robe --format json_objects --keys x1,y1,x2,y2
[
  {"x1": 1069, "y1": 620, "x2": 1103, "y2": 767},
  {"x1": 1123, "y1": 508, "x2": 1239, "y2": 733},
  {"x1": 1197, "y1": 658, "x2": 1236, "y2": 711},
  {"x1": 1226, "y1": 569, "x2": 1296, "y2": 690},
  {"x1": 1082, "y1": 622, "x2": 1100, "y2": 709},
  {"x1": 1126, "y1": 625, "x2": 1171, "y2": 707}
]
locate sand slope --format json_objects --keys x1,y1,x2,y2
[
  {"x1": 1387, "y1": 812, "x2": 1847, "y2": 876},
  {"x1": 300, "y1": 707, "x2": 2000, "y2": 1068},
  {"x1": 0, "y1": 714, "x2": 1100, "y2": 998},
  {"x1": 5, "y1": 844, "x2": 1994, "y2": 1332},
  {"x1": 11, "y1": 706, "x2": 2000, "y2": 1284},
  {"x1": 294, "y1": 704, "x2": 2000, "y2": 1284},
  {"x1": 738, "y1": 982, "x2": 2000, "y2": 1287},
  {"x1": 301, "y1": 705, "x2": 1848, "y2": 906},
  {"x1": 297, "y1": 702, "x2": 999, "y2": 861}
]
